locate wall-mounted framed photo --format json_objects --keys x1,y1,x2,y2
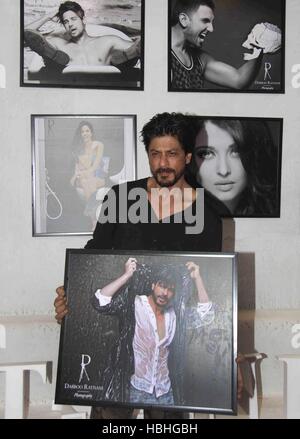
[
  {"x1": 21, "y1": 0, "x2": 144, "y2": 90},
  {"x1": 31, "y1": 115, "x2": 136, "y2": 236},
  {"x1": 168, "y1": 0, "x2": 285, "y2": 93},
  {"x1": 55, "y1": 249, "x2": 238, "y2": 415},
  {"x1": 185, "y1": 116, "x2": 283, "y2": 218}
]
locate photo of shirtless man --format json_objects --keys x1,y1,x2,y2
[{"x1": 22, "y1": 1, "x2": 143, "y2": 89}]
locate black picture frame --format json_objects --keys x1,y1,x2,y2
[
  {"x1": 168, "y1": 0, "x2": 285, "y2": 93},
  {"x1": 31, "y1": 114, "x2": 137, "y2": 236},
  {"x1": 55, "y1": 249, "x2": 238, "y2": 414},
  {"x1": 21, "y1": 0, "x2": 144, "y2": 90},
  {"x1": 185, "y1": 116, "x2": 283, "y2": 218}
]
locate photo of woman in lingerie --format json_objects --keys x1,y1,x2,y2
[
  {"x1": 70, "y1": 121, "x2": 108, "y2": 228},
  {"x1": 31, "y1": 114, "x2": 136, "y2": 236}
]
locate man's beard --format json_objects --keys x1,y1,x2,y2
[
  {"x1": 152, "y1": 294, "x2": 173, "y2": 310},
  {"x1": 152, "y1": 167, "x2": 185, "y2": 187},
  {"x1": 70, "y1": 28, "x2": 84, "y2": 42}
]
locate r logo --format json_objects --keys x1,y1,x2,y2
[
  {"x1": 79, "y1": 354, "x2": 91, "y2": 383},
  {"x1": 264, "y1": 62, "x2": 272, "y2": 81}
]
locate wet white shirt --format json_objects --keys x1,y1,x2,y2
[
  {"x1": 130, "y1": 295, "x2": 176, "y2": 397},
  {"x1": 95, "y1": 290, "x2": 213, "y2": 398}
]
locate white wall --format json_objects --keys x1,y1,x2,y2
[{"x1": 1, "y1": 0, "x2": 300, "y2": 407}]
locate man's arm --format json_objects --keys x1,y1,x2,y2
[
  {"x1": 203, "y1": 52, "x2": 263, "y2": 90},
  {"x1": 25, "y1": 8, "x2": 59, "y2": 32},
  {"x1": 100, "y1": 258, "x2": 137, "y2": 297},
  {"x1": 54, "y1": 259, "x2": 137, "y2": 322},
  {"x1": 186, "y1": 261, "x2": 214, "y2": 328},
  {"x1": 186, "y1": 261, "x2": 209, "y2": 303},
  {"x1": 110, "y1": 36, "x2": 141, "y2": 66}
]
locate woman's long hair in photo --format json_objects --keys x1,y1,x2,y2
[{"x1": 187, "y1": 118, "x2": 279, "y2": 216}]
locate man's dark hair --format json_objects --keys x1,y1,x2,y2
[
  {"x1": 141, "y1": 112, "x2": 197, "y2": 154},
  {"x1": 171, "y1": 0, "x2": 215, "y2": 26},
  {"x1": 151, "y1": 265, "x2": 177, "y2": 293},
  {"x1": 58, "y1": 1, "x2": 85, "y2": 23}
]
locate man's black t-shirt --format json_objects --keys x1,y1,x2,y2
[{"x1": 85, "y1": 178, "x2": 222, "y2": 252}]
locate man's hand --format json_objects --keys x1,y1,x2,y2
[
  {"x1": 110, "y1": 37, "x2": 141, "y2": 66},
  {"x1": 54, "y1": 286, "x2": 68, "y2": 324},
  {"x1": 236, "y1": 354, "x2": 245, "y2": 400},
  {"x1": 124, "y1": 258, "x2": 137, "y2": 279},
  {"x1": 186, "y1": 261, "x2": 201, "y2": 280},
  {"x1": 186, "y1": 261, "x2": 209, "y2": 303}
]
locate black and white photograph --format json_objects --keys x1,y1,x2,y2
[
  {"x1": 31, "y1": 115, "x2": 136, "y2": 235},
  {"x1": 55, "y1": 250, "x2": 237, "y2": 414},
  {"x1": 21, "y1": 0, "x2": 144, "y2": 90},
  {"x1": 168, "y1": 0, "x2": 285, "y2": 93},
  {"x1": 185, "y1": 116, "x2": 283, "y2": 217}
]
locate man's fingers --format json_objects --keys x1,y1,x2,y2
[
  {"x1": 54, "y1": 294, "x2": 66, "y2": 303},
  {"x1": 56, "y1": 286, "x2": 65, "y2": 296},
  {"x1": 236, "y1": 353, "x2": 246, "y2": 363},
  {"x1": 186, "y1": 261, "x2": 198, "y2": 270},
  {"x1": 57, "y1": 308, "x2": 68, "y2": 316},
  {"x1": 55, "y1": 302, "x2": 68, "y2": 314},
  {"x1": 55, "y1": 309, "x2": 68, "y2": 324},
  {"x1": 126, "y1": 258, "x2": 137, "y2": 272},
  {"x1": 237, "y1": 366, "x2": 244, "y2": 400},
  {"x1": 236, "y1": 355, "x2": 245, "y2": 400},
  {"x1": 54, "y1": 285, "x2": 68, "y2": 324},
  {"x1": 54, "y1": 296, "x2": 67, "y2": 307}
]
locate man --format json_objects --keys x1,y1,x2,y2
[
  {"x1": 55, "y1": 112, "x2": 241, "y2": 418},
  {"x1": 170, "y1": 0, "x2": 281, "y2": 90},
  {"x1": 24, "y1": 1, "x2": 140, "y2": 70},
  {"x1": 91, "y1": 257, "x2": 214, "y2": 406}
]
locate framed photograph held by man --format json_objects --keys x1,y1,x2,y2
[{"x1": 55, "y1": 250, "x2": 238, "y2": 414}]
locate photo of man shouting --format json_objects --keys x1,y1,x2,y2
[{"x1": 169, "y1": 0, "x2": 284, "y2": 92}]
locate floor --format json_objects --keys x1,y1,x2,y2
[{"x1": 0, "y1": 396, "x2": 284, "y2": 419}]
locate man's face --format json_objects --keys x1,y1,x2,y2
[
  {"x1": 62, "y1": 11, "x2": 85, "y2": 39},
  {"x1": 151, "y1": 281, "x2": 175, "y2": 309},
  {"x1": 148, "y1": 135, "x2": 191, "y2": 187},
  {"x1": 181, "y1": 5, "x2": 214, "y2": 48}
]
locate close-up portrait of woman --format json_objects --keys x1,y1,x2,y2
[{"x1": 187, "y1": 118, "x2": 282, "y2": 217}]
